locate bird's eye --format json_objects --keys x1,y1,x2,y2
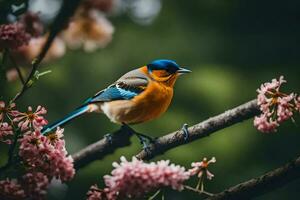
[{"x1": 166, "y1": 67, "x2": 177, "y2": 74}]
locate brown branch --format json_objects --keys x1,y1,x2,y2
[
  {"x1": 72, "y1": 127, "x2": 133, "y2": 170},
  {"x1": 72, "y1": 99, "x2": 260, "y2": 169},
  {"x1": 136, "y1": 99, "x2": 260, "y2": 160},
  {"x1": 12, "y1": 0, "x2": 82, "y2": 102},
  {"x1": 206, "y1": 155, "x2": 300, "y2": 200}
]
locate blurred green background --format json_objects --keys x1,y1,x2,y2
[{"x1": 2, "y1": 0, "x2": 300, "y2": 199}]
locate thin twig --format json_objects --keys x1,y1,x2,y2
[
  {"x1": 72, "y1": 99, "x2": 260, "y2": 169},
  {"x1": 148, "y1": 189, "x2": 161, "y2": 200},
  {"x1": 205, "y1": 155, "x2": 300, "y2": 200},
  {"x1": 184, "y1": 185, "x2": 214, "y2": 197}
]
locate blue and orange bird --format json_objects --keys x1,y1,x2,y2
[{"x1": 41, "y1": 59, "x2": 191, "y2": 147}]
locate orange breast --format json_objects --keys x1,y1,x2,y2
[
  {"x1": 100, "y1": 81, "x2": 174, "y2": 124},
  {"x1": 128, "y1": 81, "x2": 174, "y2": 124}
]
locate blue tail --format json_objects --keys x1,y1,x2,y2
[{"x1": 41, "y1": 105, "x2": 89, "y2": 134}]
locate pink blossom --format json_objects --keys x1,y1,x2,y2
[
  {"x1": 19, "y1": 12, "x2": 44, "y2": 37},
  {"x1": 18, "y1": 129, "x2": 75, "y2": 182},
  {"x1": 188, "y1": 157, "x2": 216, "y2": 180},
  {"x1": 92, "y1": 156, "x2": 190, "y2": 199},
  {"x1": 0, "y1": 23, "x2": 30, "y2": 50},
  {"x1": 87, "y1": 185, "x2": 107, "y2": 200},
  {"x1": 62, "y1": 10, "x2": 114, "y2": 52},
  {"x1": 13, "y1": 36, "x2": 66, "y2": 66},
  {"x1": 0, "y1": 101, "x2": 16, "y2": 121},
  {"x1": 22, "y1": 172, "x2": 49, "y2": 200},
  {"x1": 6, "y1": 68, "x2": 19, "y2": 82},
  {"x1": 0, "y1": 179, "x2": 26, "y2": 200},
  {"x1": 13, "y1": 105, "x2": 48, "y2": 131},
  {"x1": 277, "y1": 94, "x2": 295, "y2": 122},
  {"x1": 256, "y1": 76, "x2": 286, "y2": 99},
  {"x1": 254, "y1": 76, "x2": 300, "y2": 133},
  {"x1": 254, "y1": 114, "x2": 279, "y2": 133},
  {"x1": 0, "y1": 122, "x2": 13, "y2": 144}
]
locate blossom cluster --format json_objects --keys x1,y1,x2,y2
[
  {"x1": 188, "y1": 157, "x2": 216, "y2": 180},
  {"x1": 19, "y1": 129, "x2": 75, "y2": 182},
  {"x1": 0, "y1": 172, "x2": 49, "y2": 200},
  {"x1": 87, "y1": 156, "x2": 190, "y2": 200},
  {"x1": 0, "y1": 23, "x2": 30, "y2": 50},
  {"x1": 0, "y1": 179, "x2": 26, "y2": 199},
  {"x1": 86, "y1": 156, "x2": 217, "y2": 200},
  {"x1": 0, "y1": 101, "x2": 75, "y2": 199},
  {"x1": 62, "y1": 9, "x2": 114, "y2": 52},
  {"x1": 254, "y1": 76, "x2": 300, "y2": 133},
  {"x1": 0, "y1": 101, "x2": 16, "y2": 144}
]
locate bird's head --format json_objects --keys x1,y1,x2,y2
[{"x1": 145, "y1": 59, "x2": 191, "y2": 87}]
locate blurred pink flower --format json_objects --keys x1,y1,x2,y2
[
  {"x1": 13, "y1": 105, "x2": 48, "y2": 131},
  {"x1": 254, "y1": 76, "x2": 299, "y2": 133},
  {"x1": 0, "y1": 101, "x2": 16, "y2": 121},
  {"x1": 62, "y1": 10, "x2": 114, "y2": 52},
  {"x1": 0, "y1": 122, "x2": 13, "y2": 144},
  {"x1": 188, "y1": 157, "x2": 216, "y2": 180},
  {"x1": 6, "y1": 68, "x2": 19, "y2": 82},
  {"x1": 22, "y1": 172, "x2": 49, "y2": 200},
  {"x1": 0, "y1": 23, "x2": 30, "y2": 50},
  {"x1": 12, "y1": 36, "x2": 66, "y2": 66},
  {"x1": 19, "y1": 129, "x2": 75, "y2": 182},
  {"x1": 90, "y1": 156, "x2": 190, "y2": 200},
  {"x1": 0, "y1": 179, "x2": 26, "y2": 200},
  {"x1": 19, "y1": 12, "x2": 44, "y2": 37}
]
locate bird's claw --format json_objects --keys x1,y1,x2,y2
[
  {"x1": 121, "y1": 123, "x2": 133, "y2": 133},
  {"x1": 136, "y1": 133, "x2": 155, "y2": 154},
  {"x1": 140, "y1": 140, "x2": 151, "y2": 154},
  {"x1": 121, "y1": 123, "x2": 155, "y2": 153},
  {"x1": 182, "y1": 123, "x2": 189, "y2": 141},
  {"x1": 104, "y1": 133, "x2": 113, "y2": 144}
]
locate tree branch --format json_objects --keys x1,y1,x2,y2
[
  {"x1": 206, "y1": 155, "x2": 300, "y2": 200},
  {"x1": 136, "y1": 99, "x2": 260, "y2": 160},
  {"x1": 72, "y1": 127, "x2": 133, "y2": 170},
  {"x1": 12, "y1": 0, "x2": 82, "y2": 102},
  {"x1": 72, "y1": 99, "x2": 260, "y2": 169}
]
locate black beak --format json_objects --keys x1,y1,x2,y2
[{"x1": 177, "y1": 67, "x2": 192, "y2": 74}]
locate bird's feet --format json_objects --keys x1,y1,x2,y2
[
  {"x1": 104, "y1": 133, "x2": 113, "y2": 144},
  {"x1": 121, "y1": 123, "x2": 155, "y2": 153},
  {"x1": 182, "y1": 123, "x2": 189, "y2": 141},
  {"x1": 135, "y1": 132, "x2": 155, "y2": 154},
  {"x1": 121, "y1": 123, "x2": 135, "y2": 134}
]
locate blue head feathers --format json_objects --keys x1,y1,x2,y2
[{"x1": 147, "y1": 59, "x2": 180, "y2": 73}]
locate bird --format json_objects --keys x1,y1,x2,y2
[{"x1": 41, "y1": 59, "x2": 191, "y2": 147}]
